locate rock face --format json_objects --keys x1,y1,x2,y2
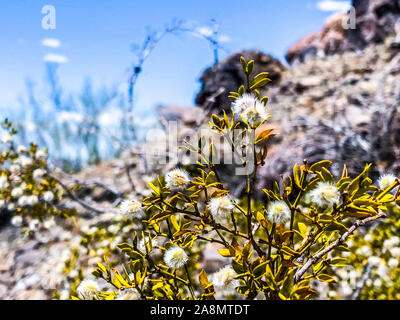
[
  {"x1": 195, "y1": 50, "x2": 286, "y2": 113},
  {"x1": 194, "y1": 33, "x2": 400, "y2": 190},
  {"x1": 259, "y1": 35, "x2": 400, "y2": 187},
  {"x1": 286, "y1": 0, "x2": 400, "y2": 64}
]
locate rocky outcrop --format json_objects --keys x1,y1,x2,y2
[
  {"x1": 195, "y1": 50, "x2": 286, "y2": 114},
  {"x1": 286, "y1": 0, "x2": 400, "y2": 64}
]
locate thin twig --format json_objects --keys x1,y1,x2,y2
[
  {"x1": 294, "y1": 211, "x2": 387, "y2": 283},
  {"x1": 47, "y1": 174, "x2": 117, "y2": 214}
]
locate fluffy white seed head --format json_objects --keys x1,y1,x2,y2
[
  {"x1": 11, "y1": 216, "x2": 23, "y2": 227},
  {"x1": 212, "y1": 265, "x2": 238, "y2": 292},
  {"x1": 232, "y1": 94, "x2": 269, "y2": 128},
  {"x1": 43, "y1": 218, "x2": 55, "y2": 229},
  {"x1": 165, "y1": 168, "x2": 191, "y2": 191},
  {"x1": 0, "y1": 176, "x2": 9, "y2": 189},
  {"x1": 11, "y1": 187, "x2": 24, "y2": 198},
  {"x1": 241, "y1": 100, "x2": 269, "y2": 128},
  {"x1": 138, "y1": 237, "x2": 158, "y2": 252},
  {"x1": 29, "y1": 219, "x2": 40, "y2": 231},
  {"x1": 33, "y1": 168, "x2": 46, "y2": 181},
  {"x1": 364, "y1": 234, "x2": 373, "y2": 243},
  {"x1": 266, "y1": 200, "x2": 291, "y2": 225},
  {"x1": 17, "y1": 195, "x2": 29, "y2": 207},
  {"x1": 163, "y1": 246, "x2": 188, "y2": 269},
  {"x1": 377, "y1": 174, "x2": 397, "y2": 191},
  {"x1": 77, "y1": 279, "x2": 100, "y2": 299},
  {"x1": 232, "y1": 93, "x2": 257, "y2": 115},
  {"x1": 209, "y1": 196, "x2": 234, "y2": 221},
  {"x1": 390, "y1": 247, "x2": 400, "y2": 258},
  {"x1": 356, "y1": 245, "x2": 372, "y2": 257},
  {"x1": 43, "y1": 191, "x2": 54, "y2": 202},
  {"x1": 309, "y1": 182, "x2": 339, "y2": 208},
  {"x1": 18, "y1": 156, "x2": 33, "y2": 167},
  {"x1": 17, "y1": 145, "x2": 27, "y2": 153},
  {"x1": 368, "y1": 256, "x2": 381, "y2": 267},
  {"x1": 119, "y1": 199, "x2": 144, "y2": 218},
  {"x1": 35, "y1": 149, "x2": 47, "y2": 159},
  {"x1": 383, "y1": 237, "x2": 400, "y2": 252},
  {"x1": 1, "y1": 133, "x2": 13, "y2": 143},
  {"x1": 27, "y1": 195, "x2": 39, "y2": 206},
  {"x1": 388, "y1": 258, "x2": 399, "y2": 268},
  {"x1": 10, "y1": 164, "x2": 20, "y2": 173},
  {"x1": 116, "y1": 288, "x2": 140, "y2": 300}
]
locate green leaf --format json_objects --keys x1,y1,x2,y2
[
  {"x1": 253, "y1": 72, "x2": 269, "y2": 84},
  {"x1": 247, "y1": 60, "x2": 254, "y2": 75},
  {"x1": 281, "y1": 246, "x2": 299, "y2": 257},
  {"x1": 240, "y1": 56, "x2": 247, "y2": 71},
  {"x1": 309, "y1": 160, "x2": 332, "y2": 172},
  {"x1": 316, "y1": 274, "x2": 336, "y2": 283},
  {"x1": 199, "y1": 269, "x2": 209, "y2": 288},
  {"x1": 250, "y1": 78, "x2": 271, "y2": 90}
]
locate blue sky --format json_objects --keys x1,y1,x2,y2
[{"x1": 0, "y1": 0, "x2": 350, "y2": 115}]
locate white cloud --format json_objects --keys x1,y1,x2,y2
[
  {"x1": 41, "y1": 38, "x2": 61, "y2": 48},
  {"x1": 196, "y1": 26, "x2": 213, "y2": 37},
  {"x1": 218, "y1": 35, "x2": 231, "y2": 43},
  {"x1": 316, "y1": 0, "x2": 351, "y2": 12},
  {"x1": 193, "y1": 26, "x2": 231, "y2": 43},
  {"x1": 44, "y1": 53, "x2": 68, "y2": 64}
]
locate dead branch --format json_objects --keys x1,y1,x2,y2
[{"x1": 294, "y1": 211, "x2": 387, "y2": 283}]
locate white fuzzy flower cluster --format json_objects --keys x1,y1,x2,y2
[
  {"x1": 1, "y1": 133, "x2": 13, "y2": 143},
  {"x1": 11, "y1": 216, "x2": 23, "y2": 227},
  {"x1": 35, "y1": 149, "x2": 47, "y2": 159},
  {"x1": 266, "y1": 200, "x2": 291, "y2": 225},
  {"x1": 211, "y1": 265, "x2": 239, "y2": 296},
  {"x1": 29, "y1": 219, "x2": 40, "y2": 231},
  {"x1": 383, "y1": 236, "x2": 400, "y2": 255},
  {"x1": 163, "y1": 246, "x2": 188, "y2": 269},
  {"x1": 11, "y1": 186, "x2": 24, "y2": 198},
  {"x1": 356, "y1": 245, "x2": 372, "y2": 257},
  {"x1": 0, "y1": 176, "x2": 9, "y2": 189},
  {"x1": 16, "y1": 156, "x2": 33, "y2": 167},
  {"x1": 208, "y1": 196, "x2": 234, "y2": 221},
  {"x1": 388, "y1": 257, "x2": 399, "y2": 269},
  {"x1": 165, "y1": 168, "x2": 191, "y2": 191},
  {"x1": 309, "y1": 182, "x2": 339, "y2": 208},
  {"x1": 43, "y1": 191, "x2": 54, "y2": 202},
  {"x1": 33, "y1": 168, "x2": 46, "y2": 182},
  {"x1": 119, "y1": 199, "x2": 144, "y2": 218},
  {"x1": 367, "y1": 256, "x2": 381, "y2": 267},
  {"x1": 138, "y1": 237, "x2": 159, "y2": 253},
  {"x1": 17, "y1": 194, "x2": 38, "y2": 207},
  {"x1": 17, "y1": 145, "x2": 27, "y2": 153},
  {"x1": 232, "y1": 94, "x2": 269, "y2": 128},
  {"x1": 377, "y1": 174, "x2": 397, "y2": 192},
  {"x1": 116, "y1": 288, "x2": 140, "y2": 300},
  {"x1": 77, "y1": 279, "x2": 100, "y2": 299}
]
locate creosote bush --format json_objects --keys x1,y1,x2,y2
[
  {"x1": 0, "y1": 119, "x2": 77, "y2": 234},
  {"x1": 71, "y1": 57, "x2": 399, "y2": 300}
]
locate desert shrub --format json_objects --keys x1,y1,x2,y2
[
  {"x1": 71, "y1": 57, "x2": 398, "y2": 300},
  {"x1": 330, "y1": 183, "x2": 400, "y2": 300},
  {"x1": 0, "y1": 119, "x2": 77, "y2": 234}
]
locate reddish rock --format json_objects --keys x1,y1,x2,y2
[{"x1": 286, "y1": 0, "x2": 400, "y2": 64}]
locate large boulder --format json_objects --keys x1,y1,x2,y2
[
  {"x1": 195, "y1": 50, "x2": 286, "y2": 114},
  {"x1": 286, "y1": 0, "x2": 400, "y2": 64}
]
